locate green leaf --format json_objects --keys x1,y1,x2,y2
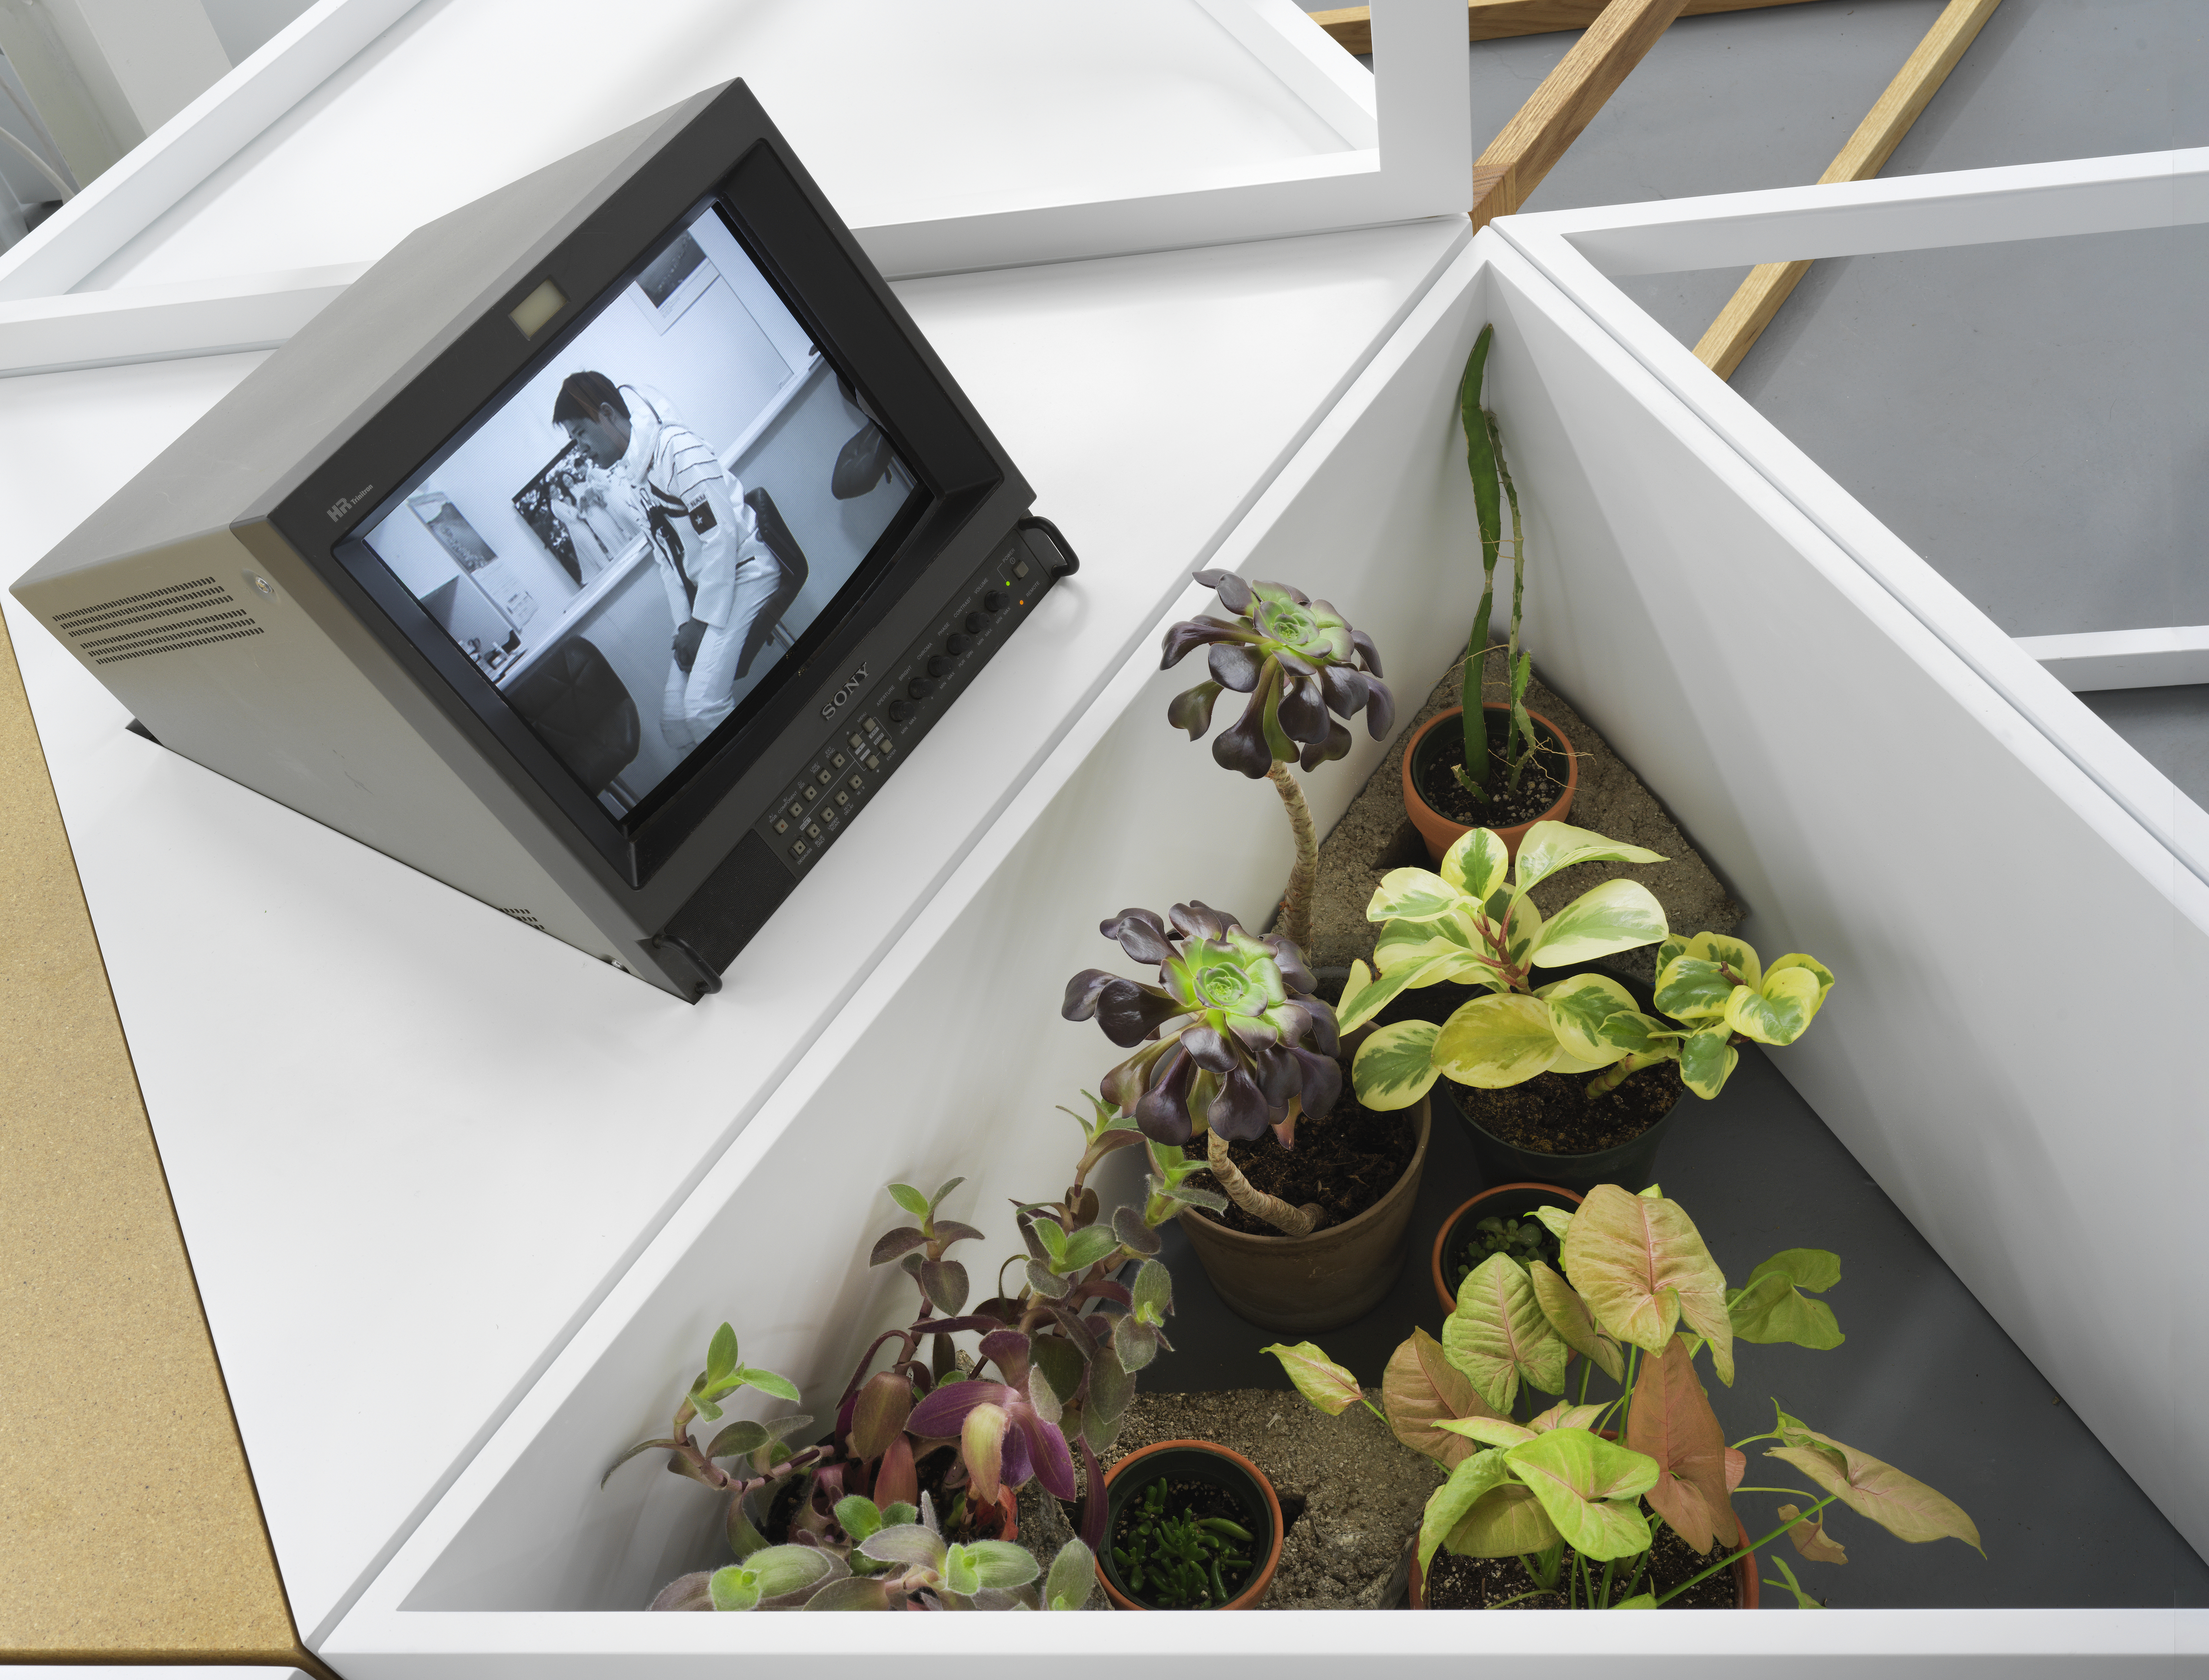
[
  {"x1": 1441, "y1": 827, "x2": 1512, "y2": 903},
  {"x1": 1731, "y1": 1251, "x2": 1845, "y2": 1350},
  {"x1": 929, "y1": 1176, "x2": 966, "y2": 1213},
  {"x1": 1529, "y1": 1260, "x2": 1624, "y2": 1382},
  {"x1": 958, "y1": 1538, "x2": 1040, "y2": 1591},
  {"x1": 749, "y1": 1545, "x2": 835, "y2": 1598},
  {"x1": 860, "y1": 1523, "x2": 950, "y2": 1571},
  {"x1": 1512, "y1": 820, "x2": 1668, "y2": 893},
  {"x1": 1264, "y1": 1341, "x2": 1365, "y2": 1416},
  {"x1": 1349, "y1": 1019, "x2": 1444, "y2": 1110},
  {"x1": 1131, "y1": 1258, "x2": 1172, "y2": 1323},
  {"x1": 1562, "y1": 1185, "x2": 1734, "y2": 1385},
  {"x1": 1762, "y1": 1552, "x2": 1826, "y2": 1608},
  {"x1": 705, "y1": 1323, "x2": 738, "y2": 1385},
  {"x1": 1058, "y1": 1223, "x2": 1119, "y2": 1275},
  {"x1": 1614, "y1": 1592, "x2": 1658, "y2": 1609},
  {"x1": 705, "y1": 1419, "x2": 768, "y2": 1460},
  {"x1": 1525, "y1": 878, "x2": 1668, "y2": 968},
  {"x1": 1767, "y1": 1430, "x2": 1982, "y2": 1554},
  {"x1": 1029, "y1": 1218, "x2": 1071, "y2": 1269},
  {"x1": 1538, "y1": 972, "x2": 1638, "y2": 1066},
  {"x1": 708, "y1": 1565, "x2": 762, "y2": 1612},
  {"x1": 802, "y1": 1576, "x2": 892, "y2": 1611},
  {"x1": 1598, "y1": 1010, "x2": 1683, "y2": 1056},
  {"x1": 734, "y1": 1366, "x2": 801, "y2": 1404},
  {"x1": 1504, "y1": 1429, "x2": 1664, "y2": 1561},
  {"x1": 1436, "y1": 1415, "x2": 1536, "y2": 1449},
  {"x1": 835, "y1": 1496, "x2": 885, "y2": 1544},
  {"x1": 1045, "y1": 1539, "x2": 1097, "y2": 1610},
  {"x1": 1443, "y1": 1252, "x2": 1569, "y2": 1414},
  {"x1": 1419, "y1": 1449, "x2": 1515, "y2": 1572},
  {"x1": 1367, "y1": 867, "x2": 1466, "y2": 923},
  {"x1": 1677, "y1": 1024, "x2": 1739, "y2": 1100},
  {"x1": 599, "y1": 1437, "x2": 680, "y2": 1488},
  {"x1": 1433, "y1": 994, "x2": 1567, "y2": 1088},
  {"x1": 887, "y1": 1182, "x2": 931, "y2": 1219}
]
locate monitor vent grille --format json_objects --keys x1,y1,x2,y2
[
  {"x1": 56, "y1": 575, "x2": 265, "y2": 665},
  {"x1": 498, "y1": 907, "x2": 547, "y2": 932}
]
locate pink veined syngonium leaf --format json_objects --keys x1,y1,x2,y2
[
  {"x1": 1622, "y1": 1335, "x2": 1735, "y2": 1555},
  {"x1": 1382, "y1": 1328, "x2": 1499, "y2": 1468},
  {"x1": 1561, "y1": 1185, "x2": 1734, "y2": 1385}
]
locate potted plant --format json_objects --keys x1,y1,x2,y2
[
  {"x1": 1336, "y1": 820, "x2": 1832, "y2": 1191},
  {"x1": 1271, "y1": 1183, "x2": 1979, "y2": 1610},
  {"x1": 1430, "y1": 1181, "x2": 1583, "y2": 1313},
  {"x1": 1097, "y1": 1438, "x2": 1285, "y2": 1610},
  {"x1": 1402, "y1": 323, "x2": 1575, "y2": 865},
  {"x1": 1063, "y1": 898, "x2": 1430, "y2": 1330},
  {"x1": 609, "y1": 1096, "x2": 1222, "y2": 1604}
]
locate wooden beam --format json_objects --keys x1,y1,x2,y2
[
  {"x1": 1311, "y1": 0, "x2": 1819, "y2": 55},
  {"x1": 1469, "y1": 0, "x2": 1689, "y2": 230},
  {"x1": 1694, "y1": 0, "x2": 2004, "y2": 379}
]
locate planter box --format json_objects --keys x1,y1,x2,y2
[{"x1": 325, "y1": 212, "x2": 2205, "y2": 1671}]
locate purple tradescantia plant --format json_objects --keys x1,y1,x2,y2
[
  {"x1": 1065, "y1": 900, "x2": 1340, "y2": 1150},
  {"x1": 1163, "y1": 571, "x2": 1394, "y2": 777},
  {"x1": 1158, "y1": 571, "x2": 1391, "y2": 953}
]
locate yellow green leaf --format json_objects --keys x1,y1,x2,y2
[
  {"x1": 1526, "y1": 878, "x2": 1668, "y2": 968},
  {"x1": 1513, "y1": 819, "x2": 1668, "y2": 892},
  {"x1": 1778, "y1": 1502, "x2": 1848, "y2": 1564},
  {"x1": 1433, "y1": 994, "x2": 1567, "y2": 1088},
  {"x1": 1538, "y1": 972, "x2": 1638, "y2": 1066},
  {"x1": 1726, "y1": 963, "x2": 1828, "y2": 1046},
  {"x1": 1367, "y1": 868, "x2": 1465, "y2": 923},
  {"x1": 1527, "y1": 1400, "x2": 1606, "y2": 1433},
  {"x1": 1503, "y1": 889, "x2": 1544, "y2": 966},
  {"x1": 1504, "y1": 1429, "x2": 1664, "y2": 1561},
  {"x1": 1561, "y1": 1185, "x2": 1734, "y2": 1385},
  {"x1": 1441, "y1": 826, "x2": 1510, "y2": 902},
  {"x1": 1767, "y1": 1428, "x2": 1981, "y2": 1554},
  {"x1": 1337, "y1": 954, "x2": 1463, "y2": 1034},
  {"x1": 1262, "y1": 1342, "x2": 1365, "y2": 1415},
  {"x1": 1529, "y1": 1205, "x2": 1575, "y2": 1244},
  {"x1": 1349, "y1": 1020, "x2": 1443, "y2": 1110},
  {"x1": 1419, "y1": 1450, "x2": 1520, "y2": 1570},
  {"x1": 1683, "y1": 931, "x2": 1761, "y2": 989},
  {"x1": 1731, "y1": 1250, "x2": 1844, "y2": 1350},
  {"x1": 1436, "y1": 1415, "x2": 1536, "y2": 1449},
  {"x1": 1443, "y1": 1252, "x2": 1569, "y2": 1414}
]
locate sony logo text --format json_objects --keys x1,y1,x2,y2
[{"x1": 821, "y1": 663, "x2": 870, "y2": 718}]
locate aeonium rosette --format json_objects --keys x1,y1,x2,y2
[
  {"x1": 1162, "y1": 570, "x2": 1394, "y2": 777},
  {"x1": 1062, "y1": 900, "x2": 1340, "y2": 1148}
]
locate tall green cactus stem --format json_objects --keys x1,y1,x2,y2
[{"x1": 1457, "y1": 326, "x2": 1503, "y2": 795}]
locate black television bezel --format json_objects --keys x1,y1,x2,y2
[{"x1": 268, "y1": 86, "x2": 1030, "y2": 911}]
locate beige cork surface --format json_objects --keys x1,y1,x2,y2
[{"x1": 0, "y1": 609, "x2": 317, "y2": 1670}]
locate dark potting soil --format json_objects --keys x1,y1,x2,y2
[
  {"x1": 1447, "y1": 1060, "x2": 1683, "y2": 1158},
  {"x1": 1416, "y1": 712, "x2": 1570, "y2": 830},
  {"x1": 1109, "y1": 1475, "x2": 1261, "y2": 1608},
  {"x1": 1188, "y1": 1072, "x2": 1415, "y2": 1236},
  {"x1": 1422, "y1": 1521, "x2": 1741, "y2": 1609}
]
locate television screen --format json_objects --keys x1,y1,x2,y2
[{"x1": 357, "y1": 201, "x2": 923, "y2": 822}]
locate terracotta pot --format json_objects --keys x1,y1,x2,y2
[
  {"x1": 1406, "y1": 1513, "x2": 1761, "y2": 1609},
  {"x1": 1430, "y1": 1181, "x2": 1585, "y2": 1314},
  {"x1": 1401, "y1": 704, "x2": 1577, "y2": 866},
  {"x1": 1178, "y1": 1093, "x2": 1430, "y2": 1333},
  {"x1": 1096, "y1": 1439, "x2": 1283, "y2": 1611}
]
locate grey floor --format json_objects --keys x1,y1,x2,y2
[{"x1": 1195, "y1": 0, "x2": 2209, "y2": 1607}]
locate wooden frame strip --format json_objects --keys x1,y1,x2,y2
[
  {"x1": 1312, "y1": 0, "x2": 1818, "y2": 55},
  {"x1": 1469, "y1": 0, "x2": 1689, "y2": 230},
  {"x1": 1693, "y1": 0, "x2": 2005, "y2": 378}
]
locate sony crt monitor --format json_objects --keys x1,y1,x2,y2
[{"x1": 12, "y1": 81, "x2": 1074, "y2": 1001}]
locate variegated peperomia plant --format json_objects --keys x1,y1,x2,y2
[
  {"x1": 1271, "y1": 1184, "x2": 1978, "y2": 1608},
  {"x1": 1160, "y1": 572, "x2": 1392, "y2": 951},
  {"x1": 1337, "y1": 820, "x2": 1833, "y2": 1110},
  {"x1": 1064, "y1": 900, "x2": 1343, "y2": 1236},
  {"x1": 618, "y1": 1104, "x2": 1213, "y2": 1608}
]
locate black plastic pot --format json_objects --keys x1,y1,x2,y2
[
  {"x1": 1446, "y1": 1077, "x2": 1683, "y2": 1195},
  {"x1": 1096, "y1": 1440, "x2": 1283, "y2": 1611}
]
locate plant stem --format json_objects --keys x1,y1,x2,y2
[
  {"x1": 1204, "y1": 1127, "x2": 1319, "y2": 1236},
  {"x1": 1267, "y1": 761, "x2": 1317, "y2": 953},
  {"x1": 1650, "y1": 1494, "x2": 1840, "y2": 1607}
]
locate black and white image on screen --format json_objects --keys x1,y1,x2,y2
[{"x1": 358, "y1": 204, "x2": 918, "y2": 818}]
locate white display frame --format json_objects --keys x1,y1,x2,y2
[
  {"x1": 321, "y1": 223, "x2": 2209, "y2": 1674},
  {"x1": 0, "y1": 0, "x2": 1471, "y2": 377},
  {"x1": 1493, "y1": 148, "x2": 2209, "y2": 888}
]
